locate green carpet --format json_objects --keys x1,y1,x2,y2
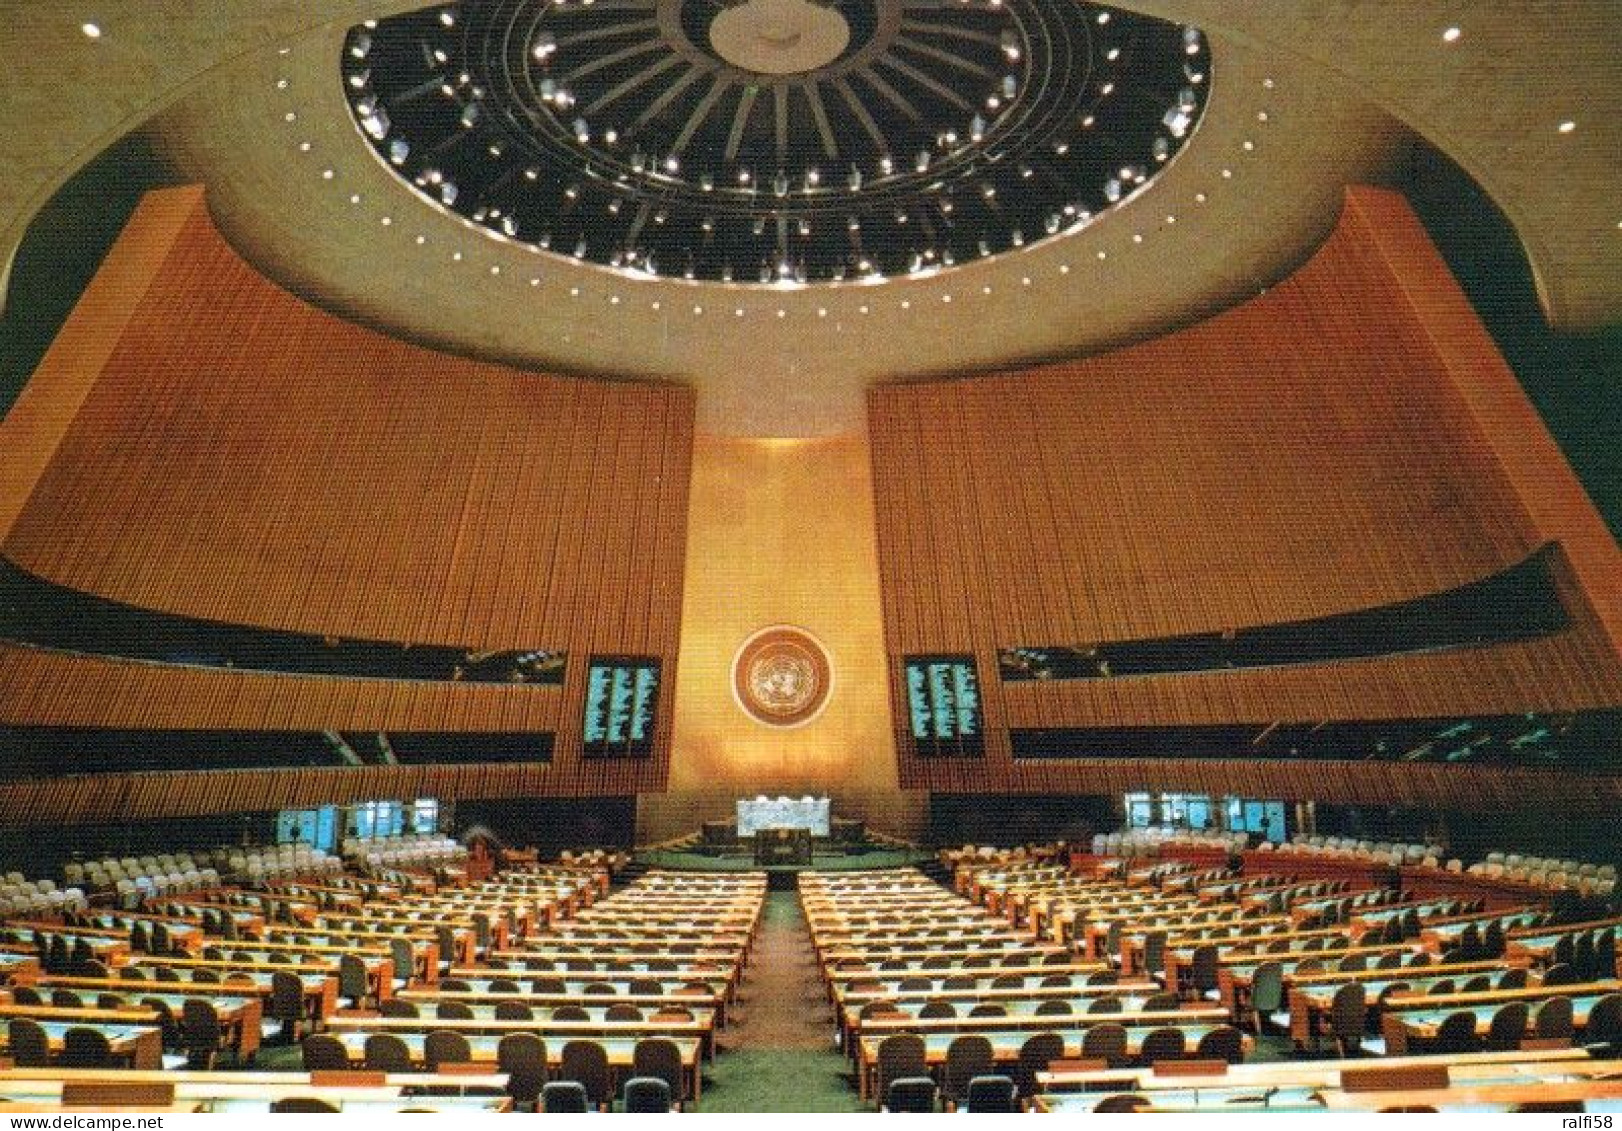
[{"x1": 694, "y1": 891, "x2": 866, "y2": 1112}]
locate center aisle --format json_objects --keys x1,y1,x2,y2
[{"x1": 695, "y1": 891, "x2": 866, "y2": 1112}]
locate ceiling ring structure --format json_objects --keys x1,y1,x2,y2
[{"x1": 341, "y1": 0, "x2": 1211, "y2": 284}]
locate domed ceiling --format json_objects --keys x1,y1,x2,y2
[
  {"x1": 341, "y1": 0, "x2": 1209, "y2": 284},
  {"x1": 4, "y1": 2, "x2": 1618, "y2": 436}
]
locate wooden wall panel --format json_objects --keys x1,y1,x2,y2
[
  {"x1": 0, "y1": 186, "x2": 694, "y2": 812},
  {"x1": 870, "y1": 187, "x2": 1622, "y2": 805}
]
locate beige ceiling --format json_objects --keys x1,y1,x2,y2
[{"x1": 2, "y1": 2, "x2": 1618, "y2": 435}]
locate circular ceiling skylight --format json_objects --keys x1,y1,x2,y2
[{"x1": 342, "y1": 0, "x2": 1210, "y2": 284}]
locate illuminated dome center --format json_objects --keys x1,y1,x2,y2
[
  {"x1": 342, "y1": 1, "x2": 1211, "y2": 284},
  {"x1": 710, "y1": 0, "x2": 851, "y2": 75}
]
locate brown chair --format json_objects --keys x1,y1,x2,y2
[
  {"x1": 1034, "y1": 998, "x2": 1072, "y2": 1016},
  {"x1": 968, "y1": 1002, "x2": 1007, "y2": 1018},
  {"x1": 364, "y1": 1032, "x2": 414, "y2": 1072},
  {"x1": 436, "y1": 1000, "x2": 474, "y2": 1020},
  {"x1": 7, "y1": 1018, "x2": 50, "y2": 1067},
  {"x1": 1082, "y1": 1022, "x2": 1130, "y2": 1068},
  {"x1": 269, "y1": 1098, "x2": 340, "y2": 1113},
  {"x1": 605, "y1": 1003, "x2": 643, "y2": 1021},
  {"x1": 497, "y1": 1032, "x2": 547, "y2": 1110},
  {"x1": 1326, "y1": 983, "x2": 1367, "y2": 1056},
  {"x1": 1534, "y1": 996, "x2": 1575, "y2": 1041},
  {"x1": 632, "y1": 1037, "x2": 686, "y2": 1108},
  {"x1": 1484, "y1": 1001, "x2": 1530, "y2": 1051},
  {"x1": 558, "y1": 1040, "x2": 614, "y2": 1111},
  {"x1": 1195, "y1": 1025, "x2": 1244, "y2": 1064},
  {"x1": 918, "y1": 1000, "x2": 956, "y2": 1019},
  {"x1": 181, "y1": 997, "x2": 226, "y2": 1068},
  {"x1": 1012, "y1": 1031, "x2": 1065, "y2": 1105},
  {"x1": 875, "y1": 1033, "x2": 927, "y2": 1099},
  {"x1": 942, "y1": 1034, "x2": 994, "y2": 1109},
  {"x1": 301, "y1": 1034, "x2": 351, "y2": 1071},
  {"x1": 1432, "y1": 1011, "x2": 1480, "y2": 1054},
  {"x1": 380, "y1": 999, "x2": 419, "y2": 1018},
  {"x1": 552, "y1": 1004, "x2": 590, "y2": 1021},
  {"x1": 1135, "y1": 1026, "x2": 1187, "y2": 1066},
  {"x1": 1142, "y1": 992, "x2": 1180, "y2": 1013},
  {"x1": 60, "y1": 1026, "x2": 118, "y2": 1068},
  {"x1": 424, "y1": 1029, "x2": 472, "y2": 1069},
  {"x1": 495, "y1": 1000, "x2": 533, "y2": 1021}
]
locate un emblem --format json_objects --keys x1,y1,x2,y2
[{"x1": 732, "y1": 626, "x2": 833, "y2": 727}]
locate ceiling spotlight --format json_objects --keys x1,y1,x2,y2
[
  {"x1": 81, "y1": 21, "x2": 102, "y2": 38},
  {"x1": 1441, "y1": 26, "x2": 1461, "y2": 43}
]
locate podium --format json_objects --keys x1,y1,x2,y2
[{"x1": 754, "y1": 827, "x2": 813, "y2": 866}]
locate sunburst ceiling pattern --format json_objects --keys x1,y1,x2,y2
[{"x1": 341, "y1": 0, "x2": 1209, "y2": 284}]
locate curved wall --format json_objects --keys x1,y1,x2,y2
[
  {"x1": 0, "y1": 186, "x2": 694, "y2": 805},
  {"x1": 870, "y1": 187, "x2": 1622, "y2": 807}
]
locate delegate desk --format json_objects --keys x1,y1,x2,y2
[
  {"x1": 846, "y1": 1005, "x2": 1223, "y2": 1054},
  {"x1": 1286, "y1": 959, "x2": 1528, "y2": 1046},
  {"x1": 1380, "y1": 981, "x2": 1622, "y2": 1054},
  {"x1": 124, "y1": 954, "x2": 393, "y2": 1003},
  {"x1": 0, "y1": 1066, "x2": 509, "y2": 1108},
  {"x1": 0, "y1": 1019, "x2": 162, "y2": 1069},
  {"x1": 328, "y1": 1031, "x2": 704, "y2": 1100},
  {"x1": 854, "y1": 1022, "x2": 1248, "y2": 1101},
  {"x1": 8, "y1": 990, "x2": 263, "y2": 1062}
]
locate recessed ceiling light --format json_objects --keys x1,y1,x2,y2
[
  {"x1": 530, "y1": 277, "x2": 541, "y2": 286},
  {"x1": 900, "y1": 300, "x2": 911, "y2": 309},
  {"x1": 651, "y1": 300, "x2": 661, "y2": 310},
  {"x1": 1096, "y1": 250, "x2": 1107, "y2": 260},
  {"x1": 859, "y1": 304, "x2": 870, "y2": 315},
  {"x1": 321, "y1": 169, "x2": 334, "y2": 180},
  {"x1": 415, "y1": 235, "x2": 426, "y2": 245},
  {"x1": 776, "y1": 309, "x2": 786, "y2": 318},
  {"x1": 608, "y1": 294, "x2": 619, "y2": 303},
  {"x1": 1441, "y1": 26, "x2": 1461, "y2": 43},
  {"x1": 569, "y1": 286, "x2": 579, "y2": 297},
  {"x1": 491, "y1": 265, "x2": 501, "y2": 275},
  {"x1": 452, "y1": 251, "x2": 462, "y2": 261},
  {"x1": 693, "y1": 305, "x2": 703, "y2": 315},
  {"x1": 1558, "y1": 120, "x2": 1576, "y2": 133},
  {"x1": 817, "y1": 308, "x2": 828, "y2": 318},
  {"x1": 380, "y1": 216, "x2": 392, "y2": 226},
  {"x1": 1058, "y1": 265, "x2": 1070, "y2": 274},
  {"x1": 80, "y1": 22, "x2": 101, "y2": 38},
  {"x1": 735, "y1": 308, "x2": 744, "y2": 317}
]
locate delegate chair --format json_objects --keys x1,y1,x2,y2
[
  {"x1": 541, "y1": 1083, "x2": 589, "y2": 1114},
  {"x1": 633, "y1": 1038, "x2": 686, "y2": 1108},
  {"x1": 559, "y1": 1040, "x2": 614, "y2": 1111},
  {"x1": 302, "y1": 1035, "x2": 350, "y2": 1071},
  {"x1": 60, "y1": 1027, "x2": 118, "y2": 1069},
  {"x1": 943, "y1": 1034, "x2": 994, "y2": 1109},
  {"x1": 270, "y1": 1099, "x2": 340, "y2": 1113},
  {"x1": 965, "y1": 1075, "x2": 1018, "y2": 1113},
  {"x1": 884, "y1": 1077, "x2": 938, "y2": 1113},
  {"x1": 875, "y1": 1034, "x2": 927, "y2": 1100},
  {"x1": 364, "y1": 1033, "x2": 414, "y2": 1072},
  {"x1": 7, "y1": 1018, "x2": 51, "y2": 1067},
  {"x1": 424, "y1": 1029, "x2": 472, "y2": 1069},
  {"x1": 498, "y1": 1033, "x2": 547, "y2": 1110},
  {"x1": 623, "y1": 1077, "x2": 672, "y2": 1113}
]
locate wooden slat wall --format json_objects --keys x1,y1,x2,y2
[
  {"x1": 0, "y1": 763, "x2": 559, "y2": 829},
  {"x1": 0, "y1": 186, "x2": 694, "y2": 813},
  {"x1": 869, "y1": 187, "x2": 1622, "y2": 806}
]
